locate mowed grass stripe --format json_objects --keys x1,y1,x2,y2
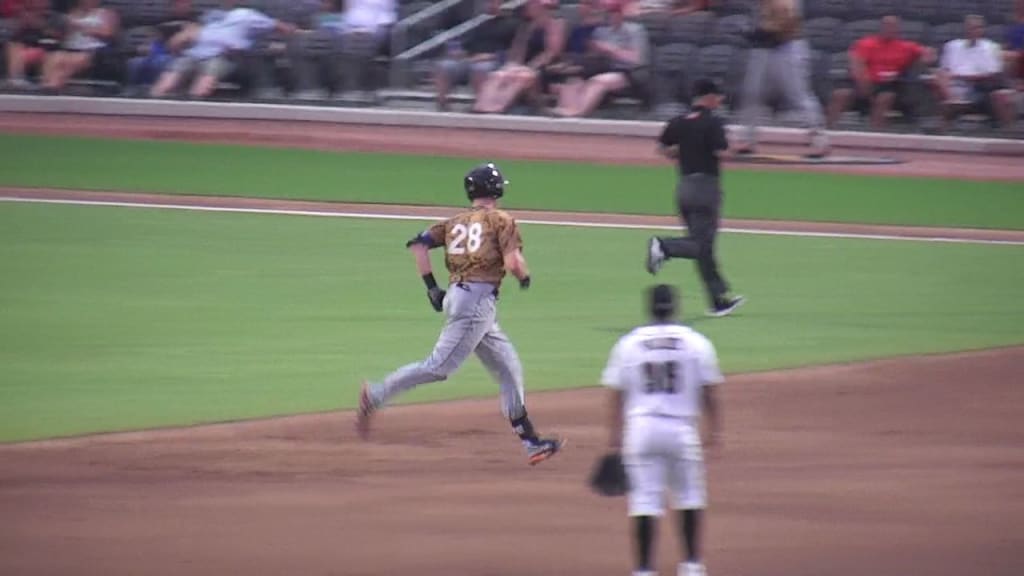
[
  {"x1": 0, "y1": 133, "x2": 1021, "y2": 229},
  {"x1": 2, "y1": 202, "x2": 1022, "y2": 441}
]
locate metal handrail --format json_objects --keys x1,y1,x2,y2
[
  {"x1": 390, "y1": 0, "x2": 468, "y2": 63},
  {"x1": 389, "y1": 0, "x2": 528, "y2": 87}
]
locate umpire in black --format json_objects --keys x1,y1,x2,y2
[{"x1": 645, "y1": 78, "x2": 745, "y2": 317}]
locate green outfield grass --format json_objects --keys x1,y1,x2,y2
[
  {"x1": 1, "y1": 133, "x2": 1022, "y2": 229},
  {"x1": 1, "y1": 202, "x2": 1022, "y2": 442}
]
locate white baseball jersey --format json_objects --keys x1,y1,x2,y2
[
  {"x1": 601, "y1": 323, "x2": 723, "y2": 422},
  {"x1": 603, "y1": 322, "x2": 722, "y2": 516}
]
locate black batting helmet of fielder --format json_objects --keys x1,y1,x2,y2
[{"x1": 465, "y1": 163, "x2": 508, "y2": 200}]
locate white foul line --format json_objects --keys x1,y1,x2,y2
[{"x1": 1, "y1": 195, "x2": 1021, "y2": 246}]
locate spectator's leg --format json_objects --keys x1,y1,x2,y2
[
  {"x1": 435, "y1": 58, "x2": 462, "y2": 110},
  {"x1": 189, "y1": 57, "x2": 233, "y2": 99},
  {"x1": 826, "y1": 87, "x2": 852, "y2": 128},
  {"x1": 125, "y1": 55, "x2": 146, "y2": 87},
  {"x1": 553, "y1": 77, "x2": 585, "y2": 115},
  {"x1": 469, "y1": 60, "x2": 496, "y2": 96},
  {"x1": 6, "y1": 42, "x2": 25, "y2": 81},
  {"x1": 473, "y1": 67, "x2": 520, "y2": 112},
  {"x1": 870, "y1": 91, "x2": 896, "y2": 128},
  {"x1": 151, "y1": 57, "x2": 194, "y2": 97},
  {"x1": 991, "y1": 89, "x2": 1016, "y2": 128},
  {"x1": 482, "y1": 67, "x2": 538, "y2": 113},
  {"x1": 41, "y1": 51, "x2": 65, "y2": 88},
  {"x1": 51, "y1": 51, "x2": 94, "y2": 88},
  {"x1": 738, "y1": 48, "x2": 769, "y2": 150},
  {"x1": 565, "y1": 72, "x2": 628, "y2": 117}
]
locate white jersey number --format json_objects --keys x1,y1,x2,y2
[
  {"x1": 644, "y1": 361, "x2": 681, "y2": 394},
  {"x1": 449, "y1": 223, "x2": 483, "y2": 255}
]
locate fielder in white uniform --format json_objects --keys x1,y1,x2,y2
[{"x1": 602, "y1": 285, "x2": 722, "y2": 576}]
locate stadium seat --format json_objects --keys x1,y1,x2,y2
[
  {"x1": 803, "y1": 17, "x2": 846, "y2": 53},
  {"x1": 987, "y1": 24, "x2": 1006, "y2": 44},
  {"x1": 666, "y1": 12, "x2": 714, "y2": 47},
  {"x1": 828, "y1": 50, "x2": 851, "y2": 82},
  {"x1": 898, "y1": 0, "x2": 945, "y2": 24},
  {"x1": 713, "y1": 0, "x2": 749, "y2": 17},
  {"x1": 806, "y1": 0, "x2": 853, "y2": 20},
  {"x1": 695, "y1": 44, "x2": 737, "y2": 91},
  {"x1": 930, "y1": 22, "x2": 963, "y2": 50},
  {"x1": 860, "y1": 0, "x2": 901, "y2": 19},
  {"x1": 900, "y1": 20, "x2": 931, "y2": 45},
  {"x1": 841, "y1": 19, "x2": 881, "y2": 51},
  {"x1": 710, "y1": 14, "x2": 751, "y2": 48},
  {"x1": 636, "y1": 13, "x2": 673, "y2": 47},
  {"x1": 937, "y1": 0, "x2": 985, "y2": 24},
  {"x1": 652, "y1": 42, "x2": 698, "y2": 104},
  {"x1": 985, "y1": 0, "x2": 1015, "y2": 25}
]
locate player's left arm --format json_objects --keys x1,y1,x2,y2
[
  {"x1": 657, "y1": 117, "x2": 681, "y2": 159},
  {"x1": 406, "y1": 222, "x2": 447, "y2": 312},
  {"x1": 698, "y1": 337, "x2": 725, "y2": 449}
]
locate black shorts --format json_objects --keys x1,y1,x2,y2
[{"x1": 852, "y1": 81, "x2": 907, "y2": 113}]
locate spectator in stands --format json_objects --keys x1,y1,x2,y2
[
  {"x1": 342, "y1": 0, "x2": 396, "y2": 53},
  {"x1": 935, "y1": 15, "x2": 1016, "y2": 130},
  {"x1": 552, "y1": 0, "x2": 649, "y2": 117},
  {"x1": 434, "y1": 0, "x2": 516, "y2": 111},
  {"x1": 826, "y1": 16, "x2": 935, "y2": 129},
  {"x1": 40, "y1": 0, "x2": 118, "y2": 91},
  {"x1": 313, "y1": 0, "x2": 345, "y2": 32},
  {"x1": 150, "y1": 0, "x2": 297, "y2": 99},
  {"x1": 472, "y1": 0, "x2": 566, "y2": 114},
  {"x1": 1, "y1": 0, "x2": 22, "y2": 18},
  {"x1": 123, "y1": 0, "x2": 197, "y2": 96},
  {"x1": 540, "y1": 0, "x2": 603, "y2": 109},
  {"x1": 4, "y1": 0, "x2": 62, "y2": 89},
  {"x1": 1006, "y1": 0, "x2": 1024, "y2": 90}
]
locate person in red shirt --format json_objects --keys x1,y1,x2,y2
[{"x1": 827, "y1": 15, "x2": 936, "y2": 129}]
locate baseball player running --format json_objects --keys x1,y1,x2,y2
[
  {"x1": 603, "y1": 285, "x2": 723, "y2": 576},
  {"x1": 357, "y1": 163, "x2": 564, "y2": 466}
]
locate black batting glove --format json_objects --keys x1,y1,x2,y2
[
  {"x1": 519, "y1": 276, "x2": 531, "y2": 290},
  {"x1": 427, "y1": 287, "x2": 446, "y2": 312}
]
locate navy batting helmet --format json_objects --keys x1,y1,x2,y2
[{"x1": 465, "y1": 163, "x2": 508, "y2": 200}]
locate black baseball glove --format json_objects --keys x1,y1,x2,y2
[
  {"x1": 427, "y1": 286, "x2": 446, "y2": 312},
  {"x1": 589, "y1": 452, "x2": 628, "y2": 497}
]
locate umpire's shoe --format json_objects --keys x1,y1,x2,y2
[
  {"x1": 646, "y1": 237, "x2": 666, "y2": 275},
  {"x1": 707, "y1": 295, "x2": 746, "y2": 318}
]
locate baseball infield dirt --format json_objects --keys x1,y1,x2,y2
[{"x1": 1, "y1": 113, "x2": 1022, "y2": 576}]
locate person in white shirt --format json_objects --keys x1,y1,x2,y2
[
  {"x1": 343, "y1": 0, "x2": 396, "y2": 50},
  {"x1": 935, "y1": 14, "x2": 1016, "y2": 129},
  {"x1": 602, "y1": 285, "x2": 722, "y2": 576},
  {"x1": 151, "y1": 0, "x2": 296, "y2": 99}
]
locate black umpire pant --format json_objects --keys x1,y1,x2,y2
[{"x1": 659, "y1": 174, "x2": 729, "y2": 306}]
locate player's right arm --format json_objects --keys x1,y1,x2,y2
[
  {"x1": 601, "y1": 338, "x2": 629, "y2": 450},
  {"x1": 497, "y1": 214, "x2": 531, "y2": 289},
  {"x1": 657, "y1": 117, "x2": 681, "y2": 159}
]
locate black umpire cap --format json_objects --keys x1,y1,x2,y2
[
  {"x1": 649, "y1": 284, "x2": 678, "y2": 320},
  {"x1": 693, "y1": 77, "x2": 722, "y2": 98}
]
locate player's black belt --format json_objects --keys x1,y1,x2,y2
[{"x1": 454, "y1": 281, "x2": 500, "y2": 298}]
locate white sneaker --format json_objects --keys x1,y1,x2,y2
[
  {"x1": 646, "y1": 237, "x2": 665, "y2": 275},
  {"x1": 633, "y1": 571, "x2": 657, "y2": 576},
  {"x1": 678, "y1": 561, "x2": 707, "y2": 576},
  {"x1": 808, "y1": 130, "x2": 831, "y2": 158}
]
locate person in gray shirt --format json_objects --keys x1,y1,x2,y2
[{"x1": 552, "y1": 0, "x2": 648, "y2": 117}]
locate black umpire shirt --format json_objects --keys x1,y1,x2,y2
[{"x1": 658, "y1": 106, "x2": 729, "y2": 177}]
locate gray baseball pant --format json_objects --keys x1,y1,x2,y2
[
  {"x1": 367, "y1": 282, "x2": 526, "y2": 419},
  {"x1": 740, "y1": 39, "x2": 824, "y2": 146}
]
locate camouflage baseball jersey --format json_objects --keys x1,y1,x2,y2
[{"x1": 427, "y1": 207, "x2": 522, "y2": 286}]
